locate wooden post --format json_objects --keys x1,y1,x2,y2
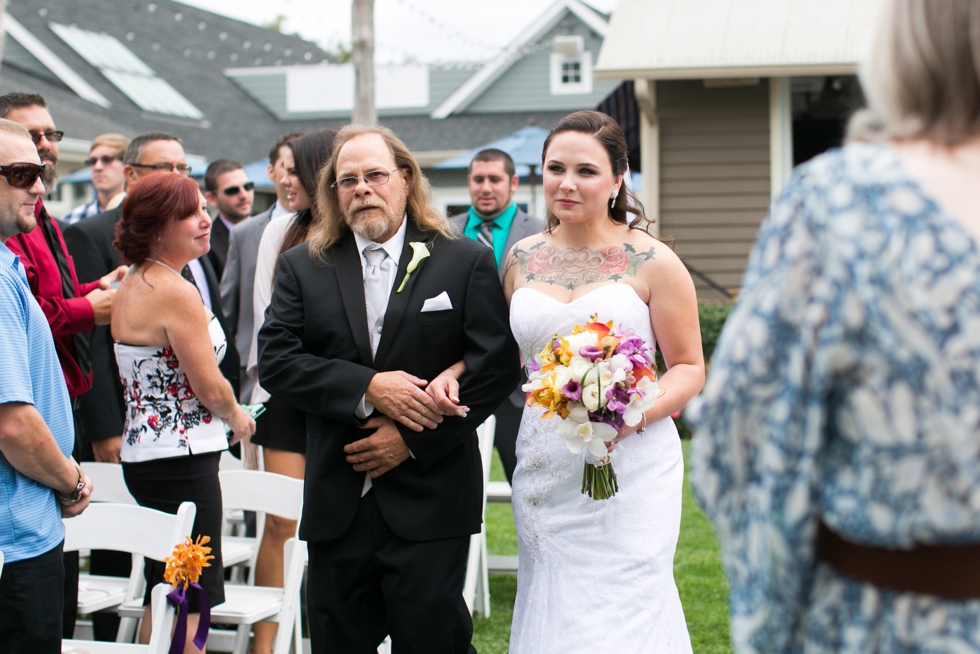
[
  {"x1": 0, "y1": 0, "x2": 7, "y2": 76},
  {"x1": 351, "y1": 0, "x2": 376, "y2": 126},
  {"x1": 634, "y1": 78, "x2": 659, "y2": 237}
]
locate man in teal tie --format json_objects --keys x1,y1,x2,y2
[{"x1": 451, "y1": 148, "x2": 543, "y2": 482}]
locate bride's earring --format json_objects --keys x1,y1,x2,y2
[{"x1": 610, "y1": 193, "x2": 616, "y2": 209}]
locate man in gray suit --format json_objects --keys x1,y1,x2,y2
[
  {"x1": 220, "y1": 132, "x2": 302, "y2": 402},
  {"x1": 451, "y1": 148, "x2": 543, "y2": 482}
]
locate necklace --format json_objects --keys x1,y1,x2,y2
[{"x1": 146, "y1": 258, "x2": 182, "y2": 277}]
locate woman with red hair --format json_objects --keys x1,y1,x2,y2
[{"x1": 111, "y1": 173, "x2": 255, "y2": 652}]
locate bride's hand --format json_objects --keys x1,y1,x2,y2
[
  {"x1": 425, "y1": 361, "x2": 469, "y2": 417},
  {"x1": 606, "y1": 415, "x2": 647, "y2": 453}
]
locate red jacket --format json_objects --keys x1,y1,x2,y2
[{"x1": 5, "y1": 201, "x2": 98, "y2": 397}]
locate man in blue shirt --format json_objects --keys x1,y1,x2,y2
[
  {"x1": 451, "y1": 149, "x2": 543, "y2": 483},
  {"x1": 0, "y1": 118, "x2": 93, "y2": 652}
]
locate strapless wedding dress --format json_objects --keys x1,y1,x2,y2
[{"x1": 508, "y1": 284, "x2": 692, "y2": 654}]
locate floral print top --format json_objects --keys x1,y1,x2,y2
[
  {"x1": 688, "y1": 143, "x2": 980, "y2": 653},
  {"x1": 116, "y1": 316, "x2": 229, "y2": 463}
]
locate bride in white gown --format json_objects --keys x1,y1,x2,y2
[
  {"x1": 507, "y1": 110, "x2": 707, "y2": 653},
  {"x1": 429, "y1": 111, "x2": 704, "y2": 652}
]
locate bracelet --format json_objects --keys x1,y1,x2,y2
[
  {"x1": 56, "y1": 466, "x2": 85, "y2": 506},
  {"x1": 637, "y1": 413, "x2": 648, "y2": 435}
]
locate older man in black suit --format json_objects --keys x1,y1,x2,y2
[
  {"x1": 258, "y1": 125, "x2": 519, "y2": 653},
  {"x1": 451, "y1": 148, "x2": 543, "y2": 483}
]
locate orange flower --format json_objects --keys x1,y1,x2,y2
[{"x1": 164, "y1": 535, "x2": 214, "y2": 590}]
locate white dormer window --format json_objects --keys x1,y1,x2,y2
[{"x1": 550, "y1": 35, "x2": 592, "y2": 95}]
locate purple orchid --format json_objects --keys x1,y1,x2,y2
[
  {"x1": 562, "y1": 379, "x2": 583, "y2": 401},
  {"x1": 579, "y1": 345, "x2": 604, "y2": 361}
]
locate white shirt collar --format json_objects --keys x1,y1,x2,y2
[
  {"x1": 353, "y1": 215, "x2": 408, "y2": 266},
  {"x1": 270, "y1": 201, "x2": 291, "y2": 220},
  {"x1": 218, "y1": 215, "x2": 236, "y2": 232}
]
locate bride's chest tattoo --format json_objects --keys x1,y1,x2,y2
[{"x1": 507, "y1": 242, "x2": 655, "y2": 289}]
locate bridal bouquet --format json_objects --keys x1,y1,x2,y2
[{"x1": 523, "y1": 314, "x2": 660, "y2": 500}]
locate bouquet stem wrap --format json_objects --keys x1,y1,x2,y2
[
  {"x1": 163, "y1": 535, "x2": 214, "y2": 654},
  {"x1": 523, "y1": 314, "x2": 660, "y2": 501}
]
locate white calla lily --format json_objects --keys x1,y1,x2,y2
[{"x1": 555, "y1": 416, "x2": 618, "y2": 456}]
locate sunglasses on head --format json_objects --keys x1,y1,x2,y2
[
  {"x1": 85, "y1": 155, "x2": 121, "y2": 167},
  {"x1": 0, "y1": 162, "x2": 46, "y2": 189},
  {"x1": 221, "y1": 181, "x2": 254, "y2": 196}
]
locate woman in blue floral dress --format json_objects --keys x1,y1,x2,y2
[{"x1": 689, "y1": 1, "x2": 980, "y2": 651}]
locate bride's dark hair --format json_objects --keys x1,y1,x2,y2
[{"x1": 541, "y1": 110, "x2": 647, "y2": 233}]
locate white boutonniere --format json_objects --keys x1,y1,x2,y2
[{"x1": 396, "y1": 240, "x2": 434, "y2": 293}]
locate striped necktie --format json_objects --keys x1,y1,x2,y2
[{"x1": 477, "y1": 220, "x2": 497, "y2": 249}]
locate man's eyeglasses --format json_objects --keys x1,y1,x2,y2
[
  {"x1": 130, "y1": 162, "x2": 192, "y2": 176},
  {"x1": 332, "y1": 169, "x2": 398, "y2": 194},
  {"x1": 221, "y1": 181, "x2": 254, "y2": 196},
  {"x1": 28, "y1": 131, "x2": 64, "y2": 145},
  {"x1": 0, "y1": 162, "x2": 46, "y2": 189},
  {"x1": 85, "y1": 155, "x2": 121, "y2": 167}
]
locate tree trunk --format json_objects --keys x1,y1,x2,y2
[{"x1": 351, "y1": 0, "x2": 376, "y2": 126}]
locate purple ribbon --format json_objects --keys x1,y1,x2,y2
[{"x1": 166, "y1": 582, "x2": 210, "y2": 654}]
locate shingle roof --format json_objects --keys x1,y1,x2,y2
[
  {"x1": 2, "y1": 0, "x2": 581, "y2": 163},
  {"x1": 3, "y1": 0, "x2": 331, "y2": 161}
]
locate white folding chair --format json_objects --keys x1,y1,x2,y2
[
  {"x1": 209, "y1": 537, "x2": 307, "y2": 654},
  {"x1": 64, "y1": 502, "x2": 196, "y2": 643},
  {"x1": 462, "y1": 416, "x2": 495, "y2": 618},
  {"x1": 83, "y1": 462, "x2": 138, "y2": 505},
  {"x1": 218, "y1": 469, "x2": 304, "y2": 585},
  {"x1": 0, "y1": 549, "x2": 4, "y2": 578},
  {"x1": 211, "y1": 470, "x2": 305, "y2": 654},
  {"x1": 62, "y1": 583, "x2": 176, "y2": 654}
]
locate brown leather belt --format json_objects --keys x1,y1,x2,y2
[{"x1": 816, "y1": 521, "x2": 980, "y2": 600}]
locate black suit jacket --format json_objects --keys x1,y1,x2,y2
[
  {"x1": 258, "y1": 222, "x2": 520, "y2": 543},
  {"x1": 64, "y1": 208, "x2": 125, "y2": 447},
  {"x1": 207, "y1": 216, "x2": 231, "y2": 281},
  {"x1": 64, "y1": 209, "x2": 241, "y2": 442}
]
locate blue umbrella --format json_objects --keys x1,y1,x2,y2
[{"x1": 435, "y1": 126, "x2": 550, "y2": 214}]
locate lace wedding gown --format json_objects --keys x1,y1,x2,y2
[{"x1": 509, "y1": 284, "x2": 693, "y2": 654}]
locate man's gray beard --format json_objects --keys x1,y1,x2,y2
[
  {"x1": 346, "y1": 200, "x2": 404, "y2": 241},
  {"x1": 41, "y1": 162, "x2": 57, "y2": 194}
]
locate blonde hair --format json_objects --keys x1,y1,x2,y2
[
  {"x1": 849, "y1": 0, "x2": 980, "y2": 145},
  {"x1": 310, "y1": 123, "x2": 455, "y2": 264},
  {"x1": 0, "y1": 118, "x2": 31, "y2": 142},
  {"x1": 90, "y1": 133, "x2": 130, "y2": 158}
]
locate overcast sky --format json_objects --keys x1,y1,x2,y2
[{"x1": 177, "y1": 0, "x2": 618, "y2": 64}]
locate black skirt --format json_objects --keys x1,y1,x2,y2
[
  {"x1": 252, "y1": 395, "x2": 307, "y2": 455},
  {"x1": 122, "y1": 452, "x2": 224, "y2": 612}
]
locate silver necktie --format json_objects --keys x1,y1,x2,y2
[{"x1": 363, "y1": 246, "x2": 393, "y2": 356}]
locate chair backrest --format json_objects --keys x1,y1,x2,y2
[
  {"x1": 146, "y1": 582, "x2": 179, "y2": 654},
  {"x1": 0, "y1": 549, "x2": 4, "y2": 579},
  {"x1": 63, "y1": 502, "x2": 196, "y2": 562},
  {"x1": 219, "y1": 470, "x2": 304, "y2": 520},
  {"x1": 82, "y1": 462, "x2": 138, "y2": 504},
  {"x1": 272, "y1": 537, "x2": 308, "y2": 654},
  {"x1": 476, "y1": 416, "x2": 496, "y2": 500}
]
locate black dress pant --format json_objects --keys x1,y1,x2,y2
[
  {"x1": 0, "y1": 542, "x2": 64, "y2": 653},
  {"x1": 493, "y1": 397, "x2": 523, "y2": 484},
  {"x1": 306, "y1": 491, "x2": 476, "y2": 654}
]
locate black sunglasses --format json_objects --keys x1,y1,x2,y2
[
  {"x1": 0, "y1": 162, "x2": 45, "y2": 189},
  {"x1": 85, "y1": 155, "x2": 121, "y2": 167},
  {"x1": 28, "y1": 131, "x2": 64, "y2": 145},
  {"x1": 221, "y1": 181, "x2": 254, "y2": 196}
]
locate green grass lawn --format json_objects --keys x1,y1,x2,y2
[{"x1": 472, "y1": 440, "x2": 733, "y2": 654}]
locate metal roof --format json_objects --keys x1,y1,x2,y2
[{"x1": 595, "y1": 0, "x2": 879, "y2": 80}]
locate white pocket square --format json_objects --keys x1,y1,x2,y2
[{"x1": 421, "y1": 291, "x2": 453, "y2": 312}]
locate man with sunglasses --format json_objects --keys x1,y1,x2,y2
[
  {"x1": 0, "y1": 118, "x2": 94, "y2": 653},
  {"x1": 63, "y1": 134, "x2": 129, "y2": 225},
  {"x1": 1, "y1": 91, "x2": 125, "y2": 640},
  {"x1": 204, "y1": 159, "x2": 254, "y2": 280}
]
